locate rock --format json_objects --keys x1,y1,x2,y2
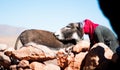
[
  {"x1": 73, "y1": 52, "x2": 88, "y2": 70},
  {"x1": 83, "y1": 43, "x2": 114, "y2": 70},
  {"x1": 73, "y1": 40, "x2": 90, "y2": 53},
  {"x1": 10, "y1": 45, "x2": 55, "y2": 61},
  {"x1": 30, "y1": 62, "x2": 45, "y2": 70},
  {"x1": 4, "y1": 47, "x2": 15, "y2": 57},
  {"x1": 17, "y1": 60, "x2": 29, "y2": 68},
  {"x1": 0, "y1": 52, "x2": 11, "y2": 68},
  {"x1": 44, "y1": 64, "x2": 60, "y2": 70},
  {"x1": 56, "y1": 49, "x2": 74, "y2": 69},
  {"x1": 10, "y1": 65, "x2": 17, "y2": 70}
]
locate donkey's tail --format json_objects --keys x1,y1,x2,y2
[{"x1": 14, "y1": 35, "x2": 20, "y2": 50}]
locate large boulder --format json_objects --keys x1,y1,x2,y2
[
  {"x1": 9, "y1": 45, "x2": 56, "y2": 61},
  {"x1": 82, "y1": 43, "x2": 114, "y2": 70}
]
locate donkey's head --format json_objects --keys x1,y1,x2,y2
[{"x1": 54, "y1": 22, "x2": 84, "y2": 42}]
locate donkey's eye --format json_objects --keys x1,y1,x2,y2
[{"x1": 66, "y1": 25, "x2": 72, "y2": 28}]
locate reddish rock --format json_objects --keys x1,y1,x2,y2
[
  {"x1": 0, "y1": 52, "x2": 11, "y2": 68},
  {"x1": 17, "y1": 60, "x2": 29, "y2": 68},
  {"x1": 83, "y1": 43, "x2": 114, "y2": 70},
  {"x1": 10, "y1": 46, "x2": 55, "y2": 61},
  {"x1": 10, "y1": 65, "x2": 17, "y2": 70},
  {"x1": 44, "y1": 64, "x2": 60, "y2": 70},
  {"x1": 56, "y1": 49, "x2": 74, "y2": 69},
  {"x1": 73, "y1": 40, "x2": 90, "y2": 53},
  {"x1": 73, "y1": 52, "x2": 88, "y2": 70},
  {"x1": 4, "y1": 47, "x2": 15, "y2": 57},
  {"x1": 29, "y1": 62, "x2": 45, "y2": 70}
]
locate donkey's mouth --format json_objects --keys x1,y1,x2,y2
[{"x1": 59, "y1": 39, "x2": 77, "y2": 45}]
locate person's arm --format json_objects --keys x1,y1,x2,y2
[{"x1": 94, "y1": 29, "x2": 104, "y2": 43}]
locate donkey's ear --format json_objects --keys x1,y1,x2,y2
[
  {"x1": 79, "y1": 22, "x2": 83, "y2": 28},
  {"x1": 77, "y1": 22, "x2": 83, "y2": 30}
]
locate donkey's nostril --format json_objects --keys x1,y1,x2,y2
[{"x1": 54, "y1": 32, "x2": 59, "y2": 37}]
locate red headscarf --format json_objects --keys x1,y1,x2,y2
[{"x1": 83, "y1": 19, "x2": 99, "y2": 41}]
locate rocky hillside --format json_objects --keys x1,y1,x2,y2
[
  {"x1": 0, "y1": 24, "x2": 26, "y2": 47},
  {"x1": 0, "y1": 24, "x2": 26, "y2": 36}
]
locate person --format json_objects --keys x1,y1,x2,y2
[
  {"x1": 82, "y1": 19, "x2": 119, "y2": 53},
  {"x1": 98, "y1": 0, "x2": 120, "y2": 43},
  {"x1": 98, "y1": 0, "x2": 120, "y2": 57},
  {"x1": 98, "y1": 0, "x2": 120, "y2": 69}
]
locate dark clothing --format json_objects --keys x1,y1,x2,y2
[
  {"x1": 98, "y1": 0, "x2": 120, "y2": 43},
  {"x1": 116, "y1": 47, "x2": 120, "y2": 56},
  {"x1": 83, "y1": 19, "x2": 119, "y2": 53},
  {"x1": 94, "y1": 25, "x2": 119, "y2": 52},
  {"x1": 98, "y1": 0, "x2": 120, "y2": 57}
]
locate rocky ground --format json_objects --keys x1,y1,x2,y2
[
  {"x1": 0, "y1": 40, "x2": 90, "y2": 70},
  {"x1": 0, "y1": 39, "x2": 118, "y2": 70}
]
